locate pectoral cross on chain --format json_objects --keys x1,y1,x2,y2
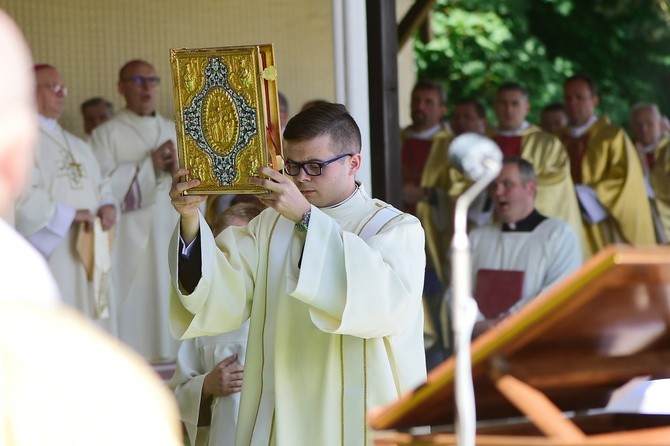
[{"x1": 59, "y1": 151, "x2": 87, "y2": 189}]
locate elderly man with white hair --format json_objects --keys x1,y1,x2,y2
[{"x1": 630, "y1": 102, "x2": 670, "y2": 243}]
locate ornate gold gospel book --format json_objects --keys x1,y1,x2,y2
[{"x1": 170, "y1": 44, "x2": 283, "y2": 194}]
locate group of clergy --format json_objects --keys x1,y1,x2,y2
[
  {"x1": 12, "y1": 59, "x2": 180, "y2": 364},
  {"x1": 401, "y1": 75, "x2": 669, "y2": 361}
]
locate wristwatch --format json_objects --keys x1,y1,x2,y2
[{"x1": 295, "y1": 210, "x2": 311, "y2": 232}]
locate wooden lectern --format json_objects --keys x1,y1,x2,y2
[{"x1": 370, "y1": 245, "x2": 670, "y2": 445}]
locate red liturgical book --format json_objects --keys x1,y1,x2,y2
[
  {"x1": 492, "y1": 135, "x2": 522, "y2": 157},
  {"x1": 474, "y1": 268, "x2": 524, "y2": 318}
]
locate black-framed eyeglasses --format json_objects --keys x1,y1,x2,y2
[
  {"x1": 121, "y1": 76, "x2": 161, "y2": 87},
  {"x1": 284, "y1": 153, "x2": 353, "y2": 176}
]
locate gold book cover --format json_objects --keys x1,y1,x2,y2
[{"x1": 169, "y1": 44, "x2": 283, "y2": 194}]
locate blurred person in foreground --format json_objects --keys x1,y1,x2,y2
[{"x1": 0, "y1": 8, "x2": 181, "y2": 446}]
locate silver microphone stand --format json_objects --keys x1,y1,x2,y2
[{"x1": 449, "y1": 135, "x2": 502, "y2": 446}]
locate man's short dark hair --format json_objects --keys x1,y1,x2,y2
[
  {"x1": 80, "y1": 96, "x2": 114, "y2": 114},
  {"x1": 564, "y1": 73, "x2": 598, "y2": 95},
  {"x1": 300, "y1": 99, "x2": 329, "y2": 112},
  {"x1": 541, "y1": 102, "x2": 565, "y2": 114},
  {"x1": 454, "y1": 97, "x2": 486, "y2": 118},
  {"x1": 412, "y1": 79, "x2": 447, "y2": 105},
  {"x1": 283, "y1": 102, "x2": 361, "y2": 154},
  {"x1": 503, "y1": 156, "x2": 536, "y2": 183},
  {"x1": 497, "y1": 81, "x2": 529, "y2": 99}
]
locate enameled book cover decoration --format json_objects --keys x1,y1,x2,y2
[{"x1": 169, "y1": 44, "x2": 283, "y2": 194}]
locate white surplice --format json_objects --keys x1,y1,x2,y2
[
  {"x1": 469, "y1": 216, "x2": 582, "y2": 319},
  {"x1": 169, "y1": 186, "x2": 427, "y2": 446},
  {"x1": 91, "y1": 109, "x2": 180, "y2": 361},
  {"x1": 170, "y1": 320, "x2": 250, "y2": 446}
]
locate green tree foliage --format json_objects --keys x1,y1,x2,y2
[{"x1": 416, "y1": 0, "x2": 670, "y2": 126}]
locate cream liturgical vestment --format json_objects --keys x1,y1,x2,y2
[
  {"x1": 91, "y1": 109, "x2": 179, "y2": 360},
  {"x1": 15, "y1": 121, "x2": 116, "y2": 332},
  {"x1": 170, "y1": 320, "x2": 250, "y2": 446},
  {"x1": 170, "y1": 186, "x2": 427, "y2": 446}
]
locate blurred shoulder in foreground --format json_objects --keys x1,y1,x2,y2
[{"x1": 0, "y1": 299, "x2": 182, "y2": 446}]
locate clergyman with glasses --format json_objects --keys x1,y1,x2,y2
[
  {"x1": 15, "y1": 63, "x2": 117, "y2": 329},
  {"x1": 169, "y1": 102, "x2": 427, "y2": 445},
  {"x1": 90, "y1": 59, "x2": 180, "y2": 362}
]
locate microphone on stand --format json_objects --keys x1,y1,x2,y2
[
  {"x1": 449, "y1": 132, "x2": 503, "y2": 182},
  {"x1": 448, "y1": 133, "x2": 502, "y2": 446}
]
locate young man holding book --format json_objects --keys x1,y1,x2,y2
[{"x1": 169, "y1": 102, "x2": 427, "y2": 445}]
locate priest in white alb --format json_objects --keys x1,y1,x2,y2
[{"x1": 90, "y1": 59, "x2": 179, "y2": 361}]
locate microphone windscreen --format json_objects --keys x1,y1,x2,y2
[{"x1": 448, "y1": 133, "x2": 502, "y2": 181}]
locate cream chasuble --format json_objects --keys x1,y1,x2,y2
[
  {"x1": 447, "y1": 127, "x2": 588, "y2": 257},
  {"x1": 169, "y1": 187, "x2": 427, "y2": 446},
  {"x1": 15, "y1": 122, "x2": 116, "y2": 333},
  {"x1": 91, "y1": 109, "x2": 179, "y2": 360},
  {"x1": 560, "y1": 116, "x2": 655, "y2": 254}
]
